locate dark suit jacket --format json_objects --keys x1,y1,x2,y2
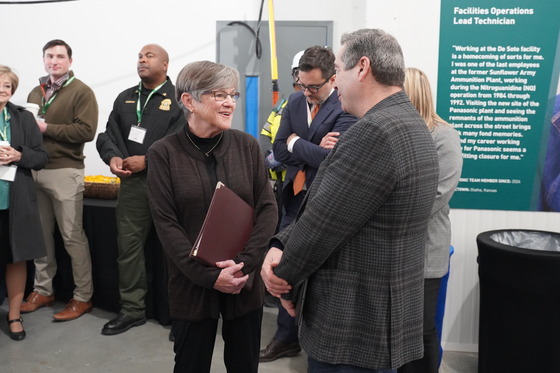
[
  {"x1": 274, "y1": 91, "x2": 439, "y2": 369},
  {"x1": 273, "y1": 90, "x2": 356, "y2": 227}
]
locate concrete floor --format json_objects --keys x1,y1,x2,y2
[{"x1": 0, "y1": 301, "x2": 476, "y2": 372}]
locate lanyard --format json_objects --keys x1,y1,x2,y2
[
  {"x1": 41, "y1": 76, "x2": 76, "y2": 115},
  {"x1": 0, "y1": 108, "x2": 10, "y2": 142},
  {"x1": 136, "y1": 80, "x2": 167, "y2": 125}
]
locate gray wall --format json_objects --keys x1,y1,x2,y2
[{"x1": 217, "y1": 21, "x2": 332, "y2": 147}]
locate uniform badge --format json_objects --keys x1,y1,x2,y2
[{"x1": 159, "y1": 98, "x2": 172, "y2": 111}]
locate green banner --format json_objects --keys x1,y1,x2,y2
[{"x1": 437, "y1": 1, "x2": 560, "y2": 211}]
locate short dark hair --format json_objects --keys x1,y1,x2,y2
[
  {"x1": 42, "y1": 39, "x2": 72, "y2": 59},
  {"x1": 298, "y1": 46, "x2": 335, "y2": 80}
]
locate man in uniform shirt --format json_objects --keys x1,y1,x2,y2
[{"x1": 96, "y1": 44, "x2": 186, "y2": 335}]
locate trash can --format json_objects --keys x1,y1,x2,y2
[{"x1": 477, "y1": 229, "x2": 560, "y2": 373}]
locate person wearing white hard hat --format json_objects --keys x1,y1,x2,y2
[
  {"x1": 291, "y1": 50, "x2": 304, "y2": 81},
  {"x1": 260, "y1": 50, "x2": 304, "y2": 227}
]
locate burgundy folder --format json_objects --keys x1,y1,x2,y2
[{"x1": 190, "y1": 182, "x2": 254, "y2": 267}]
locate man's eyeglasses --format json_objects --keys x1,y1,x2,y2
[
  {"x1": 203, "y1": 91, "x2": 241, "y2": 102},
  {"x1": 295, "y1": 76, "x2": 332, "y2": 93}
]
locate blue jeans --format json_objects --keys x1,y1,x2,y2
[{"x1": 308, "y1": 357, "x2": 396, "y2": 373}]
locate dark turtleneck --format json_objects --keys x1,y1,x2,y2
[{"x1": 185, "y1": 125, "x2": 223, "y2": 188}]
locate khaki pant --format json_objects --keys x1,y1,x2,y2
[{"x1": 32, "y1": 168, "x2": 93, "y2": 302}]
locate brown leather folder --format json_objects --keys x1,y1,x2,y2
[{"x1": 190, "y1": 181, "x2": 254, "y2": 267}]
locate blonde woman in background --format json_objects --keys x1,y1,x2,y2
[{"x1": 399, "y1": 67, "x2": 463, "y2": 373}]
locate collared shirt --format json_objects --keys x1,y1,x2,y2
[{"x1": 45, "y1": 73, "x2": 70, "y2": 101}]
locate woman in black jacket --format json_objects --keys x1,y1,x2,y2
[{"x1": 0, "y1": 65, "x2": 48, "y2": 341}]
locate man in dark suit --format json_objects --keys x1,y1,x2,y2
[
  {"x1": 262, "y1": 29, "x2": 439, "y2": 372},
  {"x1": 259, "y1": 46, "x2": 356, "y2": 362}
]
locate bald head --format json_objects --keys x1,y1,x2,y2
[
  {"x1": 137, "y1": 43, "x2": 169, "y2": 88},
  {"x1": 144, "y1": 44, "x2": 169, "y2": 62}
]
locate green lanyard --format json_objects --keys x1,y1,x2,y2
[
  {"x1": 136, "y1": 80, "x2": 167, "y2": 125},
  {"x1": 41, "y1": 76, "x2": 76, "y2": 115},
  {"x1": 0, "y1": 108, "x2": 10, "y2": 142}
]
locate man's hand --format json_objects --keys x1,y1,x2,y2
[
  {"x1": 261, "y1": 247, "x2": 291, "y2": 297},
  {"x1": 287, "y1": 133, "x2": 299, "y2": 144},
  {"x1": 280, "y1": 298, "x2": 296, "y2": 317},
  {"x1": 36, "y1": 119, "x2": 47, "y2": 133},
  {"x1": 214, "y1": 260, "x2": 248, "y2": 294},
  {"x1": 320, "y1": 132, "x2": 340, "y2": 149},
  {"x1": 122, "y1": 155, "x2": 146, "y2": 174},
  {"x1": 109, "y1": 157, "x2": 132, "y2": 177}
]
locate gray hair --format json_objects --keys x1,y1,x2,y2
[
  {"x1": 175, "y1": 61, "x2": 240, "y2": 118},
  {"x1": 340, "y1": 29, "x2": 405, "y2": 87}
]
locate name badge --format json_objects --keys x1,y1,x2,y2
[
  {"x1": 128, "y1": 125, "x2": 147, "y2": 144},
  {"x1": 0, "y1": 165, "x2": 17, "y2": 182}
]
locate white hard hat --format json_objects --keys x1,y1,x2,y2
[{"x1": 291, "y1": 50, "x2": 305, "y2": 70}]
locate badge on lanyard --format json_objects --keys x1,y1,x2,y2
[
  {"x1": 128, "y1": 125, "x2": 147, "y2": 144},
  {"x1": 132, "y1": 80, "x2": 167, "y2": 145},
  {"x1": 0, "y1": 165, "x2": 17, "y2": 182},
  {"x1": 0, "y1": 140, "x2": 16, "y2": 182}
]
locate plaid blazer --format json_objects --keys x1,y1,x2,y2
[{"x1": 274, "y1": 91, "x2": 439, "y2": 369}]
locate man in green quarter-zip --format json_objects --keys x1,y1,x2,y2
[{"x1": 22, "y1": 39, "x2": 98, "y2": 322}]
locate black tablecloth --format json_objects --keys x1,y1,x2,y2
[{"x1": 28, "y1": 198, "x2": 170, "y2": 325}]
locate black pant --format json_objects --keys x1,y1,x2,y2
[
  {"x1": 274, "y1": 301, "x2": 299, "y2": 343},
  {"x1": 172, "y1": 308, "x2": 263, "y2": 373},
  {"x1": 279, "y1": 189, "x2": 305, "y2": 230},
  {"x1": 0, "y1": 209, "x2": 11, "y2": 264},
  {"x1": 398, "y1": 278, "x2": 442, "y2": 373}
]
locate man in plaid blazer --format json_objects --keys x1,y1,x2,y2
[{"x1": 262, "y1": 29, "x2": 439, "y2": 372}]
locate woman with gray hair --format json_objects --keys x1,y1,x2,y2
[{"x1": 146, "y1": 61, "x2": 277, "y2": 372}]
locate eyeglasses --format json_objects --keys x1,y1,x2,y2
[
  {"x1": 295, "y1": 76, "x2": 332, "y2": 93},
  {"x1": 203, "y1": 91, "x2": 240, "y2": 102}
]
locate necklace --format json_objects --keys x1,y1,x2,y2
[{"x1": 185, "y1": 130, "x2": 224, "y2": 157}]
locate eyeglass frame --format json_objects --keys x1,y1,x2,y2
[
  {"x1": 202, "y1": 90, "x2": 241, "y2": 102},
  {"x1": 295, "y1": 75, "x2": 333, "y2": 93}
]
